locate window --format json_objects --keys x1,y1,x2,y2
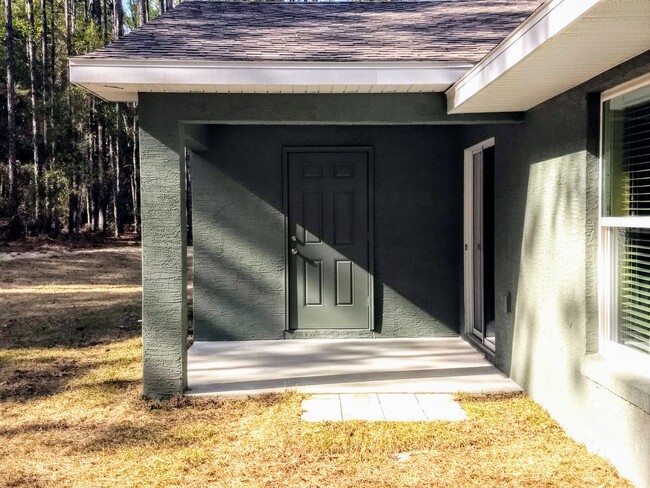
[{"x1": 601, "y1": 76, "x2": 650, "y2": 357}]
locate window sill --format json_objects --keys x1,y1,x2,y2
[{"x1": 581, "y1": 352, "x2": 650, "y2": 414}]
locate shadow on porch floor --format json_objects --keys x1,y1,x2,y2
[{"x1": 186, "y1": 337, "x2": 521, "y2": 396}]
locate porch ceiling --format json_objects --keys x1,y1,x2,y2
[
  {"x1": 446, "y1": 0, "x2": 650, "y2": 114},
  {"x1": 69, "y1": 61, "x2": 470, "y2": 103}
]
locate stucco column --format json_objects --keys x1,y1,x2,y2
[{"x1": 139, "y1": 126, "x2": 188, "y2": 399}]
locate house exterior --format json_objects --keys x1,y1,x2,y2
[{"x1": 69, "y1": 0, "x2": 650, "y2": 486}]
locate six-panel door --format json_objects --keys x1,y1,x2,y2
[{"x1": 287, "y1": 149, "x2": 371, "y2": 329}]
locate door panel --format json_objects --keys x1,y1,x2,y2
[
  {"x1": 472, "y1": 151, "x2": 484, "y2": 340},
  {"x1": 287, "y1": 150, "x2": 371, "y2": 330},
  {"x1": 464, "y1": 140, "x2": 496, "y2": 351}
]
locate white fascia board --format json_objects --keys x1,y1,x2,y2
[
  {"x1": 69, "y1": 59, "x2": 472, "y2": 101},
  {"x1": 445, "y1": 0, "x2": 602, "y2": 114},
  {"x1": 75, "y1": 82, "x2": 139, "y2": 103}
]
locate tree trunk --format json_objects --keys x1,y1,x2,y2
[
  {"x1": 26, "y1": 0, "x2": 45, "y2": 224},
  {"x1": 102, "y1": 0, "x2": 108, "y2": 42},
  {"x1": 132, "y1": 105, "x2": 140, "y2": 233},
  {"x1": 41, "y1": 0, "x2": 48, "y2": 148},
  {"x1": 114, "y1": 105, "x2": 126, "y2": 236},
  {"x1": 113, "y1": 0, "x2": 123, "y2": 39},
  {"x1": 185, "y1": 148, "x2": 193, "y2": 245},
  {"x1": 91, "y1": 0, "x2": 101, "y2": 27},
  {"x1": 130, "y1": 166, "x2": 137, "y2": 228},
  {"x1": 100, "y1": 114, "x2": 108, "y2": 234},
  {"x1": 85, "y1": 188, "x2": 91, "y2": 227},
  {"x1": 50, "y1": 0, "x2": 55, "y2": 86},
  {"x1": 5, "y1": 0, "x2": 19, "y2": 216},
  {"x1": 64, "y1": 0, "x2": 73, "y2": 56},
  {"x1": 138, "y1": 0, "x2": 146, "y2": 25},
  {"x1": 67, "y1": 177, "x2": 79, "y2": 238},
  {"x1": 88, "y1": 99, "x2": 97, "y2": 231},
  {"x1": 47, "y1": 0, "x2": 55, "y2": 166}
]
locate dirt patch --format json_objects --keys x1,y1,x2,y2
[
  {"x1": 0, "y1": 358, "x2": 81, "y2": 401},
  {"x1": 0, "y1": 239, "x2": 144, "y2": 348}
]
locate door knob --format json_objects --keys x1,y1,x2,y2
[
  {"x1": 291, "y1": 248, "x2": 298, "y2": 255},
  {"x1": 291, "y1": 236, "x2": 297, "y2": 242}
]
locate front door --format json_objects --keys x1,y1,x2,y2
[{"x1": 286, "y1": 148, "x2": 372, "y2": 330}]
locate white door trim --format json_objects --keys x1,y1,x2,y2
[{"x1": 464, "y1": 138, "x2": 495, "y2": 349}]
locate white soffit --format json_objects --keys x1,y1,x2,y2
[
  {"x1": 446, "y1": 0, "x2": 650, "y2": 114},
  {"x1": 68, "y1": 60, "x2": 472, "y2": 102}
]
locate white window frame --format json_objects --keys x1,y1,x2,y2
[{"x1": 599, "y1": 74, "x2": 650, "y2": 363}]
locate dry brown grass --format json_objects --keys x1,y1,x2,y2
[{"x1": 0, "y1": 240, "x2": 633, "y2": 487}]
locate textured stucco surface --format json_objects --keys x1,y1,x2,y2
[
  {"x1": 139, "y1": 127, "x2": 188, "y2": 399},
  {"x1": 138, "y1": 92, "x2": 522, "y2": 126},
  {"x1": 462, "y1": 51, "x2": 650, "y2": 488},
  {"x1": 192, "y1": 125, "x2": 462, "y2": 340},
  {"x1": 191, "y1": 147, "x2": 285, "y2": 340}
]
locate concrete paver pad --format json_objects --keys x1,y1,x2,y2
[
  {"x1": 301, "y1": 395, "x2": 343, "y2": 422},
  {"x1": 340, "y1": 393, "x2": 385, "y2": 421},
  {"x1": 302, "y1": 393, "x2": 467, "y2": 422},
  {"x1": 379, "y1": 394, "x2": 427, "y2": 421},
  {"x1": 416, "y1": 394, "x2": 467, "y2": 421}
]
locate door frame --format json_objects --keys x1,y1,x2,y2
[
  {"x1": 282, "y1": 146, "x2": 375, "y2": 332},
  {"x1": 463, "y1": 137, "x2": 495, "y2": 351}
]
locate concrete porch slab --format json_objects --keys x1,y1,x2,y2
[{"x1": 187, "y1": 337, "x2": 521, "y2": 396}]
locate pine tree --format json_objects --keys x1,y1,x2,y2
[{"x1": 5, "y1": 0, "x2": 18, "y2": 217}]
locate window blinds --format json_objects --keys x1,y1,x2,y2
[
  {"x1": 619, "y1": 228, "x2": 650, "y2": 354},
  {"x1": 623, "y1": 101, "x2": 650, "y2": 215},
  {"x1": 618, "y1": 100, "x2": 650, "y2": 354}
]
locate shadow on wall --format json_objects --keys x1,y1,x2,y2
[
  {"x1": 464, "y1": 90, "x2": 597, "y2": 397},
  {"x1": 512, "y1": 148, "x2": 588, "y2": 392},
  {"x1": 189, "y1": 124, "x2": 464, "y2": 341}
]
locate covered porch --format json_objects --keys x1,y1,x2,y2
[{"x1": 123, "y1": 93, "x2": 521, "y2": 399}]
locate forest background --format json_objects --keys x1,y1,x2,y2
[{"x1": 0, "y1": 0, "x2": 185, "y2": 240}]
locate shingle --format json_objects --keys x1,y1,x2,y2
[{"x1": 76, "y1": 0, "x2": 544, "y2": 63}]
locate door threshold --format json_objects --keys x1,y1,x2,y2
[
  {"x1": 463, "y1": 334, "x2": 496, "y2": 364},
  {"x1": 284, "y1": 329, "x2": 376, "y2": 340}
]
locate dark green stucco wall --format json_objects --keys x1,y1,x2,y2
[
  {"x1": 461, "y1": 51, "x2": 650, "y2": 487},
  {"x1": 192, "y1": 125, "x2": 463, "y2": 341},
  {"x1": 137, "y1": 53, "x2": 650, "y2": 487},
  {"x1": 139, "y1": 92, "x2": 522, "y2": 127}
]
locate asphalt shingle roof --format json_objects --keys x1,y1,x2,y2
[{"x1": 79, "y1": 0, "x2": 544, "y2": 63}]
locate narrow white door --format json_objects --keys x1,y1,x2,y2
[{"x1": 464, "y1": 139, "x2": 496, "y2": 351}]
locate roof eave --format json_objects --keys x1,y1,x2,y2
[
  {"x1": 446, "y1": 0, "x2": 650, "y2": 114},
  {"x1": 69, "y1": 60, "x2": 474, "y2": 102}
]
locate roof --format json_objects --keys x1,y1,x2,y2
[{"x1": 77, "y1": 0, "x2": 544, "y2": 64}]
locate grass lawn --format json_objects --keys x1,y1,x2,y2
[{"x1": 0, "y1": 238, "x2": 632, "y2": 487}]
